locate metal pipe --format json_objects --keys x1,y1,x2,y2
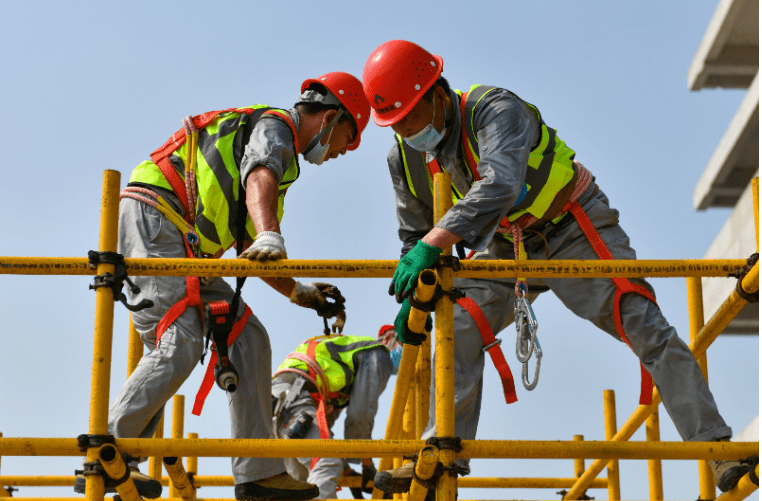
[
  {"x1": 186, "y1": 433, "x2": 198, "y2": 484},
  {"x1": 416, "y1": 334, "x2": 431, "y2": 438},
  {"x1": 456, "y1": 477, "x2": 609, "y2": 489},
  {"x1": 86, "y1": 169, "x2": 121, "y2": 501},
  {"x1": 127, "y1": 315, "x2": 143, "y2": 378},
  {"x1": 645, "y1": 408, "x2": 663, "y2": 500},
  {"x1": 170, "y1": 395, "x2": 185, "y2": 498},
  {"x1": 603, "y1": 390, "x2": 621, "y2": 500},
  {"x1": 433, "y1": 172, "x2": 457, "y2": 501},
  {"x1": 753, "y1": 177, "x2": 759, "y2": 251},
  {"x1": 149, "y1": 415, "x2": 164, "y2": 481},
  {"x1": 163, "y1": 457, "x2": 196, "y2": 500},
  {"x1": 0, "y1": 256, "x2": 748, "y2": 278},
  {"x1": 408, "y1": 269, "x2": 438, "y2": 333},
  {"x1": 573, "y1": 435, "x2": 584, "y2": 478},
  {"x1": 565, "y1": 263, "x2": 760, "y2": 499},
  {"x1": 98, "y1": 444, "x2": 142, "y2": 501},
  {"x1": 0, "y1": 437, "x2": 757, "y2": 459},
  {"x1": 687, "y1": 277, "x2": 716, "y2": 497},
  {"x1": 408, "y1": 445, "x2": 439, "y2": 501}
]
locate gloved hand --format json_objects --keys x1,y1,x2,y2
[
  {"x1": 361, "y1": 461, "x2": 377, "y2": 494},
  {"x1": 291, "y1": 282, "x2": 347, "y2": 333},
  {"x1": 394, "y1": 299, "x2": 430, "y2": 346},
  {"x1": 389, "y1": 241, "x2": 442, "y2": 303},
  {"x1": 239, "y1": 231, "x2": 287, "y2": 261}
]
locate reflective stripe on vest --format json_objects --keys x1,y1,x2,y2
[
  {"x1": 397, "y1": 86, "x2": 576, "y2": 226},
  {"x1": 129, "y1": 106, "x2": 300, "y2": 256},
  {"x1": 275, "y1": 335, "x2": 387, "y2": 408}
]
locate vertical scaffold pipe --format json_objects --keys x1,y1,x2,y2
[
  {"x1": 98, "y1": 444, "x2": 142, "y2": 501},
  {"x1": 573, "y1": 435, "x2": 584, "y2": 479},
  {"x1": 127, "y1": 315, "x2": 143, "y2": 378},
  {"x1": 603, "y1": 390, "x2": 621, "y2": 500},
  {"x1": 186, "y1": 432, "x2": 199, "y2": 487},
  {"x1": 163, "y1": 456, "x2": 196, "y2": 499},
  {"x1": 373, "y1": 271, "x2": 439, "y2": 499},
  {"x1": 169, "y1": 395, "x2": 185, "y2": 498},
  {"x1": 86, "y1": 169, "x2": 121, "y2": 501},
  {"x1": 149, "y1": 416, "x2": 164, "y2": 482},
  {"x1": 432, "y1": 172, "x2": 456, "y2": 501},
  {"x1": 408, "y1": 445, "x2": 439, "y2": 501},
  {"x1": 645, "y1": 408, "x2": 664, "y2": 499},
  {"x1": 753, "y1": 177, "x2": 759, "y2": 251},
  {"x1": 687, "y1": 277, "x2": 716, "y2": 497},
  {"x1": 416, "y1": 334, "x2": 432, "y2": 438}
]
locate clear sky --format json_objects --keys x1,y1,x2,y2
[{"x1": 0, "y1": 1, "x2": 758, "y2": 499}]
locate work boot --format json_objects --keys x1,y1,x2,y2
[
  {"x1": 373, "y1": 461, "x2": 415, "y2": 494},
  {"x1": 234, "y1": 472, "x2": 319, "y2": 500},
  {"x1": 73, "y1": 466, "x2": 163, "y2": 499},
  {"x1": 709, "y1": 458, "x2": 751, "y2": 492}
]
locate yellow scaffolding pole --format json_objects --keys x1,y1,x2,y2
[
  {"x1": 603, "y1": 390, "x2": 621, "y2": 500},
  {"x1": 0, "y1": 256, "x2": 747, "y2": 278}
]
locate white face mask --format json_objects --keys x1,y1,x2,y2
[
  {"x1": 303, "y1": 110, "x2": 342, "y2": 165},
  {"x1": 404, "y1": 94, "x2": 447, "y2": 152}
]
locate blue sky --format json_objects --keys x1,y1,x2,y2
[{"x1": 0, "y1": 1, "x2": 758, "y2": 499}]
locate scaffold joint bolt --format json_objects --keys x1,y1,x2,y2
[
  {"x1": 425, "y1": 436, "x2": 463, "y2": 453},
  {"x1": 77, "y1": 433, "x2": 116, "y2": 452}
]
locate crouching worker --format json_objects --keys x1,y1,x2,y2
[
  {"x1": 74, "y1": 72, "x2": 370, "y2": 500},
  {"x1": 271, "y1": 325, "x2": 402, "y2": 499}
]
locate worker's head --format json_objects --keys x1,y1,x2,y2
[
  {"x1": 362, "y1": 40, "x2": 450, "y2": 151},
  {"x1": 378, "y1": 324, "x2": 403, "y2": 374},
  {"x1": 296, "y1": 72, "x2": 370, "y2": 165}
]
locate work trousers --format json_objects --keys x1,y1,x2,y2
[
  {"x1": 108, "y1": 197, "x2": 284, "y2": 484},
  {"x1": 271, "y1": 377, "x2": 343, "y2": 499},
  {"x1": 422, "y1": 184, "x2": 731, "y2": 463}
]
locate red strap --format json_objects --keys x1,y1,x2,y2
[
  {"x1": 456, "y1": 297, "x2": 518, "y2": 404},
  {"x1": 565, "y1": 200, "x2": 658, "y2": 405},
  {"x1": 192, "y1": 305, "x2": 253, "y2": 416},
  {"x1": 304, "y1": 340, "x2": 331, "y2": 469}
]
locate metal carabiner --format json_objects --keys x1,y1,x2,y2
[
  {"x1": 522, "y1": 336, "x2": 542, "y2": 390},
  {"x1": 514, "y1": 293, "x2": 538, "y2": 364}
]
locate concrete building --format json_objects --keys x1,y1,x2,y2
[{"x1": 689, "y1": 0, "x2": 759, "y2": 335}]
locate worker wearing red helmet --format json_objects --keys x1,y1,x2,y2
[
  {"x1": 80, "y1": 72, "x2": 370, "y2": 501},
  {"x1": 363, "y1": 40, "x2": 745, "y2": 494}
]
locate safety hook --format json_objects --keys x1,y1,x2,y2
[
  {"x1": 514, "y1": 293, "x2": 538, "y2": 364},
  {"x1": 521, "y1": 336, "x2": 542, "y2": 390}
]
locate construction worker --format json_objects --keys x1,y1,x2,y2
[
  {"x1": 270, "y1": 325, "x2": 400, "y2": 499},
  {"x1": 73, "y1": 72, "x2": 370, "y2": 500},
  {"x1": 361, "y1": 40, "x2": 749, "y2": 494}
]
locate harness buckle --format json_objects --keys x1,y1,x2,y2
[{"x1": 482, "y1": 338, "x2": 503, "y2": 352}]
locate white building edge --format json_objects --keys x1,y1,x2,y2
[{"x1": 689, "y1": 0, "x2": 759, "y2": 442}]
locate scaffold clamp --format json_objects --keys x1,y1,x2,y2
[
  {"x1": 425, "y1": 436, "x2": 463, "y2": 453},
  {"x1": 741, "y1": 455, "x2": 759, "y2": 485},
  {"x1": 88, "y1": 250, "x2": 154, "y2": 312},
  {"x1": 728, "y1": 253, "x2": 759, "y2": 303},
  {"x1": 77, "y1": 433, "x2": 115, "y2": 452}
]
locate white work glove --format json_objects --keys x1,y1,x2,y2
[
  {"x1": 239, "y1": 231, "x2": 287, "y2": 261},
  {"x1": 290, "y1": 281, "x2": 346, "y2": 333}
]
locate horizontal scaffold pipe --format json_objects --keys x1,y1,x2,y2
[
  {"x1": 0, "y1": 438, "x2": 756, "y2": 460},
  {"x1": 0, "y1": 257, "x2": 747, "y2": 279}
]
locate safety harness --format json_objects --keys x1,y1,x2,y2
[
  {"x1": 121, "y1": 107, "x2": 301, "y2": 414},
  {"x1": 446, "y1": 91, "x2": 658, "y2": 405},
  {"x1": 273, "y1": 335, "x2": 351, "y2": 469}
]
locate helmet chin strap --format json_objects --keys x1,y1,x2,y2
[{"x1": 304, "y1": 108, "x2": 346, "y2": 151}]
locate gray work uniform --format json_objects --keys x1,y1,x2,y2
[
  {"x1": 387, "y1": 88, "x2": 731, "y2": 465},
  {"x1": 109, "y1": 109, "x2": 302, "y2": 484},
  {"x1": 271, "y1": 346, "x2": 393, "y2": 499}
]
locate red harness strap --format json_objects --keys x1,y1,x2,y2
[
  {"x1": 563, "y1": 200, "x2": 658, "y2": 405},
  {"x1": 191, "y1": 305, "x2": 253, "y2": 416},
  {"x1": 456, "y1": 297, "x2": 518, "y2": 404},
  {"x1": 305, "y1": 340, "x2": 332, "y2": 470},
  {"x1": 155, "y1": 241, "x2": 202, "y2": 346}
]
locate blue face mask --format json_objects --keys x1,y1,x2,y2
[
  {"x1": 389, "y1": 346, "x2": 403, "y2": 375},
  {"x1": 404, "y1": 94, "x2": 447, "y2": 152}
]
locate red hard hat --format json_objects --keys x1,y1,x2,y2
[
  {"x1": 301, "y1": 72, "x2": 370, "y2": 151},
  {"x1": 378, "y1": 324, "x2": 395, "y2": 339},
  {"x1": 362, "y1": 40, "x2": 443, "y2": 127}
]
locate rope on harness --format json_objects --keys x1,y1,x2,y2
[
  {"x1": 182, "y1": 116, "x2": 199, "y2": 225},
  {"x1": 121, "y1": 187, "x2": 200, "y2": 250},
  {"x1": 456, "y1": 297, "x2": 517, "y2": 404}
]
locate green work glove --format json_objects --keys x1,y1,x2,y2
[
  {"x1": 389, "y1": 240, "x2": 442, "y2": 303},
  {"x1": 394, "y1": 299, "x2": 430, "y2": 346}
]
